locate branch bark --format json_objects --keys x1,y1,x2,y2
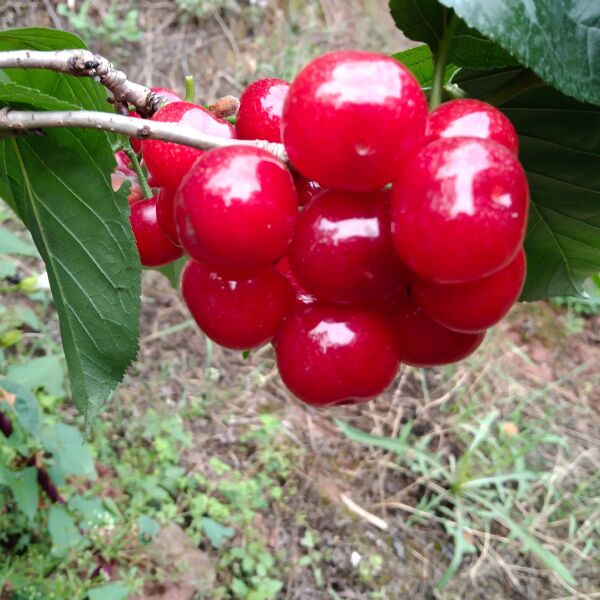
[
  {"x1": 0, "y1": 107, "x2": 288, "y2": 161},
  {"x1": 0, "y1": 49, "x2": 164, "y2": 117}
]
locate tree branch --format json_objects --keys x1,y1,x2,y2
[
  {"x1": 0, "y1": 49, "x2": 164, "y2": 117},
  {"x1": 0, "y1": 107, "x2": 288, "y2": 161}
]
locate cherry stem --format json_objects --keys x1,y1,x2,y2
[
  {"x1": 124, "y1": 145, "x2": 153, "y2": 199},
  {"x1": 430, "y1": 12, "x2": 459, "y2": 110},
  {"x1": 185, "y1": 76, "x2": 195, "y2": 103}
]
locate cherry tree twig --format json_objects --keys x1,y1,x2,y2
[
  {"x1": 0, "y1": 49, "x2": 163, "y2": 117},
  {"x1": 0, "y1": 107, "x2": 288, "y2": 161}
]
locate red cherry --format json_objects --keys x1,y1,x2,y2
[
  {"x1": 156, "y1": 187, "x2": 181, "y2": 246},
  {"x1": 275, "y1": 303, "x2": 399, "y2": 406},
  {"x1": 275, "y1": 256, "x2": 316, "y2": 305},
  {"x1": 181, "y1": 261, "x2": 295, "y2": 350},
  {"x1": 412, "y1": 249, "x2": 526, "y2": 333},
  {"x1": 289, "y1": 189, "x2": 408, "y2": 304},
  {"x1": 391, "y1": 137, "x2": 529, "y2": 283},
  {"x1": 129, "y1": 88, "x2": 182, "y2": 153},
  {"x1": 112, "y1": 151, "x2": 142, "y2": 204},
  {"x1": 151, "y1": 87, "x2": 182, "y2": 104},
  {"x1": 293, "y1": 173, "x2": 322, "y2": 207},
  {"x1": 175, "y1": 145, "x2": 297, "y2": 277},
  {"x1": 390, "y1": 290, "x2": 485, "y2": 367},
  {"x1": 129, "y1": 197, "x2": 184, "y2": 267},
  {"x1": 142, "y1": 102, "x2": 236, "y2": 190},
  {"x1": 282, "y1": 50, "x2": 428, "y2": 191},
  {"x1": 426, "y1": 99, "x2": 519, "y2": 154},
  {"x1": 236, "y1": 78, "x2": 290, "y2": 143}
]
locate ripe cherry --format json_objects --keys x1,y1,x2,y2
[
  {"x1": 176, "y1": 145, "x2": 297, "y2": 278},
  {"x1": 426, "y1": 99, "x2": 519, "y2": 155},
  {"x1": 390, "y1": 290, "x2": 485, "y2": 367},
  {"x1": 275, "y1": 303, "x2": 399, "y2": 406},
  {"x1": 142, "y1": 102, "x2": 236, "y2": 190},
  {"x1": 412, "y1": 249, "x2": 526, "y2": 333},
  {"x1": 282, "y1": 50, "x2": 428, "y2": 191},
  {"x1": 293, "y1": 173, "x2": 322, "y2": 207},
  {"x1": 236, "y1": 78, "x2": 290, "y2": 143},
  {"x1": 289, "y1": 189, "x2": 408, "y2": 304},
  {"x1": 181, "y1": 261, "x2": 295, "y2": 350},
  {"x1": 156, "y1": 187, "x2": 181, "y2": 246},
  {"x1": 129, "y1": 197, "x2": 184, "y2": 267},
  {"x1": 129, "y1": 87, "x2": 182, "y2": 153},
  {"x1": 275, "y1": 256, "x2": 316, "y2": 305},
  {"x1": 391, "y1": 137, "x2": 529, "y2": 283}
]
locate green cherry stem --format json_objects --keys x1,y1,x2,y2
[
  {"x1": 430, "y1": 12, "x2": 459, "y2": 110},
  {"x1": 185, "y1": 76, "x2": 196, "y2": 103},
  {"x1": 124, "y1": 144, "x2": 153, "y2": 199}
]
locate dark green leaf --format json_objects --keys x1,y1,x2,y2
[
  {"x1": 391, "y1": 45, "x2": 457, "y2": 88},
  {"x1": 0, "y1": 378, "x2": 42, "y2": 440},
  {"x1": 1, "y1": 130, "x2": 141, "y2": 424},
  {"x1": 138, "y1": 514, "x2": 160, "y2": 543},
  {"x1": 457, "y1": 70, "x2": 600, "y2": 299},
  {"x1": 438, "y1": 0, "x2": 600, "y2": 106},
  {"x1": 5, "y1": 467, "x2": 38, "y2": 521},
  {"x1": 0, "y1": 81, "x2": 80, "y2": 111},
  {"x1": 48, "y1": 505, "x2": 82, "y2": 555},
  {"x1": 0, "y1": 30, "x2": 141, "y2": 424},
  {"x1": 388, "y1": 0, "x2": 516, "y2": 69},
  {"x1": 0, "y1": 28, "x2": 109, "y2": 112},
  {"x1": 42, "y1": 423, "x2": 97, "y2": 479},
  {"x1": 6, "y1": 355, "x2": 65, "y2": 398}
]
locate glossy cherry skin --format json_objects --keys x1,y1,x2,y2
[
  {"x1": 142, "y1": 102, "x2": 236, "y2": 190},
  {"x1": 413, "y1": 248, "x2": 526, "y2": 333},
  {"x1": 181, "y1": 261, "x2": 295, "y2": 350},
  {"x1": 389, "y1": 290, "x2": 485, "y2": 367},
  {"x1": 391, "y1": 137, "x2": 529, "y2": 284},
  {"x1": 293, "y1": 173, "x2": 322, "y2": 208},
  {"x1": 275, "y1": 255, "x2": 316, "y2": 305},
  {"x1": 275, "y1": 303, "x2": 399, "y2": 406},
  {"x1": 176, "y1": 145, "x2": 297, "y2": 278},
  {"x1": 156, "y1": 187, "x2": 181, "y2": 246},
  {"x1": 289, "y1": 189, "x2": 409, "y2": 304},
  {"x1": 236, "y1": 78, "x2": 290, "y2": 143},
  {"x1": 129, "y1": 87, "x2": 183, "y2": 153},
  {"x1": 129, "y1": 197, "x2": 184, "y2": 267},
  {"x1": 426, "y1": 99, "x2": 519, "y2": 155},
  {"x1": 282, "y1": 50, "x2": 428, "y2": 191}
]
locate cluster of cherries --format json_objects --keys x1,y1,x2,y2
[{"x1": 121, "y1": 50, "x2": 529, "y2": 407}]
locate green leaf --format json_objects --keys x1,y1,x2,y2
[
  {"x1": 0, "y1": 81, "x2": 80, "y2": 111},
  {"x1": 138, "y1": 514, "x2": 160, "y2": 543},
  {"x1": 437, "y1": 0, "x2": 600, "y2": 106},
  {"x1": 0, "y1": 379, "x2": 42, "y2": 440},
  {"x1": 154, "y1": 255, "x2": 187, "y2": 289},
  {"x1": 0, "y1": 224, "x2": 37, "y2": 256},
  {"x1": 201, "y1": 516, "x2": 235, "y2": 548},
  {"x1": 48, "y1": 505, "x2": 82, "y2": 556},
  {"x1": 457, "y1": 69, "x2": 600, "y2": 299},
  {"x1": 5, "y1": 467, "x2": 38, "y2": 521},
  {"x1": 42, "y1": 423, "x2": 96, "y2": 479},
  {"x1": 88, "y1": 583, "x2": 129, "y2": 600},
  {"x1": 0, "y1": 28, "x2": 109, "y2": 112},
  {"x1": 388, "y1": 0, "x2": 516, "y2": 69},
  {"x1": 6, "y1": 355, "x2": 65, "y2": 398},
  {"x1": 391, "y1": 45, "x2": 458, "y2": 88}
]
